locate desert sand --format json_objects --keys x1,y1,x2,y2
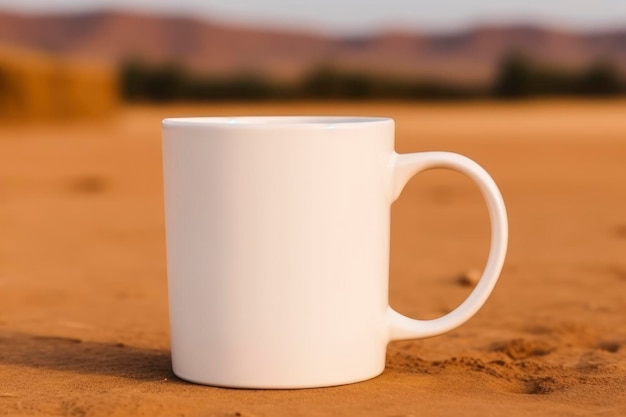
[{"x1": 0, "y1": 101, "x2": 625, "y2": 416}]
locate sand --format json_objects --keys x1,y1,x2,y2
[{"x1": 0, "y1": 101, "x2": 625, "y2": 416}]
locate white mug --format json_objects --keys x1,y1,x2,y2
[{"x1": 162, "y1": 116, "x2": 507, "y2": 389}]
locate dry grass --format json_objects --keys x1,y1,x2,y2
[{"x1": 0, "y1": 44, "x2": 118, "y2": 121}]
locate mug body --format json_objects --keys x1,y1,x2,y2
[{"x1": 162, "y1": 117, "x2": 395, "y2": 388}]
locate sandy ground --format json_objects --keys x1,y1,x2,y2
[{"x1": 0, "y1": 101, "x2": 625, "y2": 416}]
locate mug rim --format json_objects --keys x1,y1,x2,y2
[{"x1": 162, "y1": 116, "x2": 392, "y2": 128}]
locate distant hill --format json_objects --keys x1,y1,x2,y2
[{"x1": 0, "y1": 10, "x2": 625, "y2": 84}]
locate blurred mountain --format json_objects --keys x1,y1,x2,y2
[{"x1": 0, "y1": 10, "x2": 625, "y2": 84}]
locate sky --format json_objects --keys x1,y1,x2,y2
[{"x1": 1, "y1": 0, "x2": 625, "y2": 34}]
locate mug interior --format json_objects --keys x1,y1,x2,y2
[{"x1": 162, "y1": 116, "x2": 391, "y2": 127}]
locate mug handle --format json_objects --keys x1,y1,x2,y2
[{"x1": 388, "y1": 152, "x2": 508, "y2": 341}]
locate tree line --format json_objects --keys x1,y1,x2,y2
[{"x1": 120, "y1": 53, "x2": 625, "y2": 102}]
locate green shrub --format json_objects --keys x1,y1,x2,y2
[{"x1": 119, "y1": 56, "x2": 625, "y2": 102}]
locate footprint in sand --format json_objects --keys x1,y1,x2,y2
[
  {"x1": 489, "y1": 338, "x2": 555, "y2": 360},
  {"x1": 611, "y1": 224, "x2": 626, "y2": 238},
  {"x1": 66, "y1": 175, "x2": 109, "y2": 194},
  {"x1": 520, "y1": 376, "x2": 560, "y2": 395},
  {"x1": 596, "y1": 341, "x2": 621, "y2": 353}
]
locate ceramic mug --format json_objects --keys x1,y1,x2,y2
[{"x1": 162, "y1": 116, "x2": 507, "y2": 389}]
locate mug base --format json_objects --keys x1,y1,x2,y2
[{"x1": 171, "y1": 368, "x2": 385, "y2": 389}]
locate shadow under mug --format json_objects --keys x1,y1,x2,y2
[{"x1": 162, "y1": 116, "x2": 508, "y2": 389}]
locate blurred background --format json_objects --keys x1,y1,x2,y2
[
  {"x1": 1, "y1": 2, "x2": 626, "y2": 415},
  {"x1": 0, "y1": 0, "x2": 625, "y2": 116}
]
